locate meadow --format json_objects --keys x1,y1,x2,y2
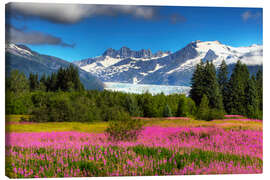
[{"x1": 5, "y1": 115, "x2": 262, "y2": 178}]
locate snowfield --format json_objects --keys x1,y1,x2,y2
[{"x1": 104, "y1": 82, "x2": 191, "y2": 95}]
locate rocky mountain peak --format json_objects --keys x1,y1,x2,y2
[{"x1": 102, "y1": 47, "x2": 169, "y2": 59}]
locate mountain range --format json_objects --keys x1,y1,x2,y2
[
  {"x1": 74, "y1": 40, "x2": 263, "y2": 86},
  {"x1": 5, "y1": 43, "x2": 104, "y2": 90},
  {"x1": 5, "y1": 40, "x2": 263, "y2": 89}
]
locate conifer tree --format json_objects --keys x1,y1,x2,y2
[
  {"x1": 204, "y1": 61, "x2": 224, "y2": 110},
  {"x1": 190, "y1": 60, "x2": 205, "y2": 106},
  {"x1": 245, "y1": 75, "x2": 259, "y2": 118},
  {"x1": 226, "y1": 60, "x2": 250, "y2": 114},
  {"x1": 196, "y1": 94, "x2": 210, "y2": 120},
  {"x1": 217, "y1": 60, "x2": 229, "y2": 111},
  {"x1": 48, "y1": 72, "x2": 57, "y2": 91},
  {"x1": 55, "y1": 65, "x2": 84, "y2": 92},
  {"x1": 29, "y1": 73, "x2": 39, "y2": 91}
]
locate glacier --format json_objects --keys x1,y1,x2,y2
[{"x1": 104, "y1": 82, "x2": 191, "y2": 95}]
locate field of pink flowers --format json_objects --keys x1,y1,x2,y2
[{"x1": 5, "y1": 120, "x2": 262, "y2": 178}]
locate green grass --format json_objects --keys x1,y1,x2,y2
[
  {"x1": 6, "y1": 115, "x2": 31, "y2": 123},
  {"x1": 6, "y1": 121, "x2": 107, "y2": 133},
  {"x1": 5, "y1": 115, "x2": 262, "y2": 133},
  {"x1": 143, "y1": 118, "x2": 262, "y2": 131}
]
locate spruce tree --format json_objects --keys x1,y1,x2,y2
[
  {"x1": 190, "y1": 60, "x2": 205, "y2": 106},
  {"x1": 245, "y1": 75, "x2": 259, "y2": 118},
  {"x1": 196, "y1": 94, "x2": 210, "y2": 120},
  {"x1": 226, "y1": 60, "x2": 250, "y2": 114},
  {"x1": 29, "y1": 73, "x2": 39, "y2": 91},
  {"x1": 204, "y1": 61, "x2": 224, "y2": 110},
  {"x1": 217, "y1": 60, "x2": 229, "y2": 111},
  {"x1": 56, "y1": 65, "x2": 84, "y2": 92},
  {"x1": 48, "y1": 72, "x2": 57, "y2": 91}
]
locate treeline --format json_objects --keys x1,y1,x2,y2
[
  {"x1": 6, "y1": 60, "x2": 262, "y2": 122},
  {"x1": 190, "y1": 60, "x2": 262, "y2": 120},
  {"x1": 6, "y1": 66, "x2": 196, "y2": 122},
  {"x1": 6, "y1": 89, "x2": 196, "y2": 123}
]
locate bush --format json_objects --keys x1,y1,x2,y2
[
  {"x1": 105, "y1": 111, "x2": 143, "y2": 142},
  {"x1": 196, "y1": 95, "x2": 210, "y2": 120},
  {"x1": 196, "y1": 95, "x2": 224, "y2": 121},
  {"x1": 208, "y1": 109, "x2": 224, "y2": 121}
]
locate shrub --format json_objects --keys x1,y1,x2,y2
[
  {"x1": 208, "y1": 109, "x2": 224, "y2": 120},
  {"x1": 196, "y1": 95, "x2": 224, "y2": 121},
  {"x1": 196, "y1": 94, "x2": 210, "y2": 120},
  {"x1": 105, "y1": 111, "x2": 143, "y2": 142}
]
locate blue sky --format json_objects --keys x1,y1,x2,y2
[{"x1": 6, "y1": 4, "x2": 262, "y2": 61}]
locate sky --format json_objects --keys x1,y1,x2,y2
[{"x1": 5, "y1": 3, "x2": 262, "y2": 62}]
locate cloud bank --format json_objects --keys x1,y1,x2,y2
[
  {"x1": 6, "y1": 25, "x2": 75, "y2": 48},
  {"x1": 5, "y1": 3, "x2": 186, "y2": 47},
  {"x1": 6, "y1": 3, "x2": 161, "y2": 24}
]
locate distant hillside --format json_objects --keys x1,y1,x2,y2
[{"x1": 6, "y1": 43, "x2": 104, "y2": 90}]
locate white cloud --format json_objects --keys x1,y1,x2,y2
[{"x1": 6, "y1": 3, "x2": 159, "y2": 24}]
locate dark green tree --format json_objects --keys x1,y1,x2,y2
[
  {"x1": 245, "y1": 75, "x2": 260, "y2": 118},
  {"x1": 196, "y1": 94, "x2": 210, "y2": 120},
  {"x1": 56, "y1": 65, "x2": 84, "y2": 92},
  {"x1": 204, "y1": 61, "x2": 224, "y2": 110},
  {"x1": 217, "y1": 60, "x2": 229, "y2": 111},
  {"x1": 226, "y1": 60, "x2": 250, "y2": 114},
  {"x1": 47, "y1": 72, "x2": 58, "y2": 91},
  {"x1": 29, "y1": 73, "x2": 39, "y2": 91},
  {"x1": 190, "y1": 60, "x2": 205, "y2": 106},
  {"x1": 190, "y1": 60, "x2": 223, "y2": 111}
]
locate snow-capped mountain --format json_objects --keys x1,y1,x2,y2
[
  {"x1": 73, "y1": 40, "x2": 262, "y2": 86},
  {"x1": 5, "y1": 43, "x2": 104, "y2": 90}
]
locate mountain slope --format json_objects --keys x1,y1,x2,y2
[
  {"x1": 74, "y1": 41, "x2": 262, "y2": 86},
  {"x1": 5, "y1": 43, "x2": 104, "y2": 90}
]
